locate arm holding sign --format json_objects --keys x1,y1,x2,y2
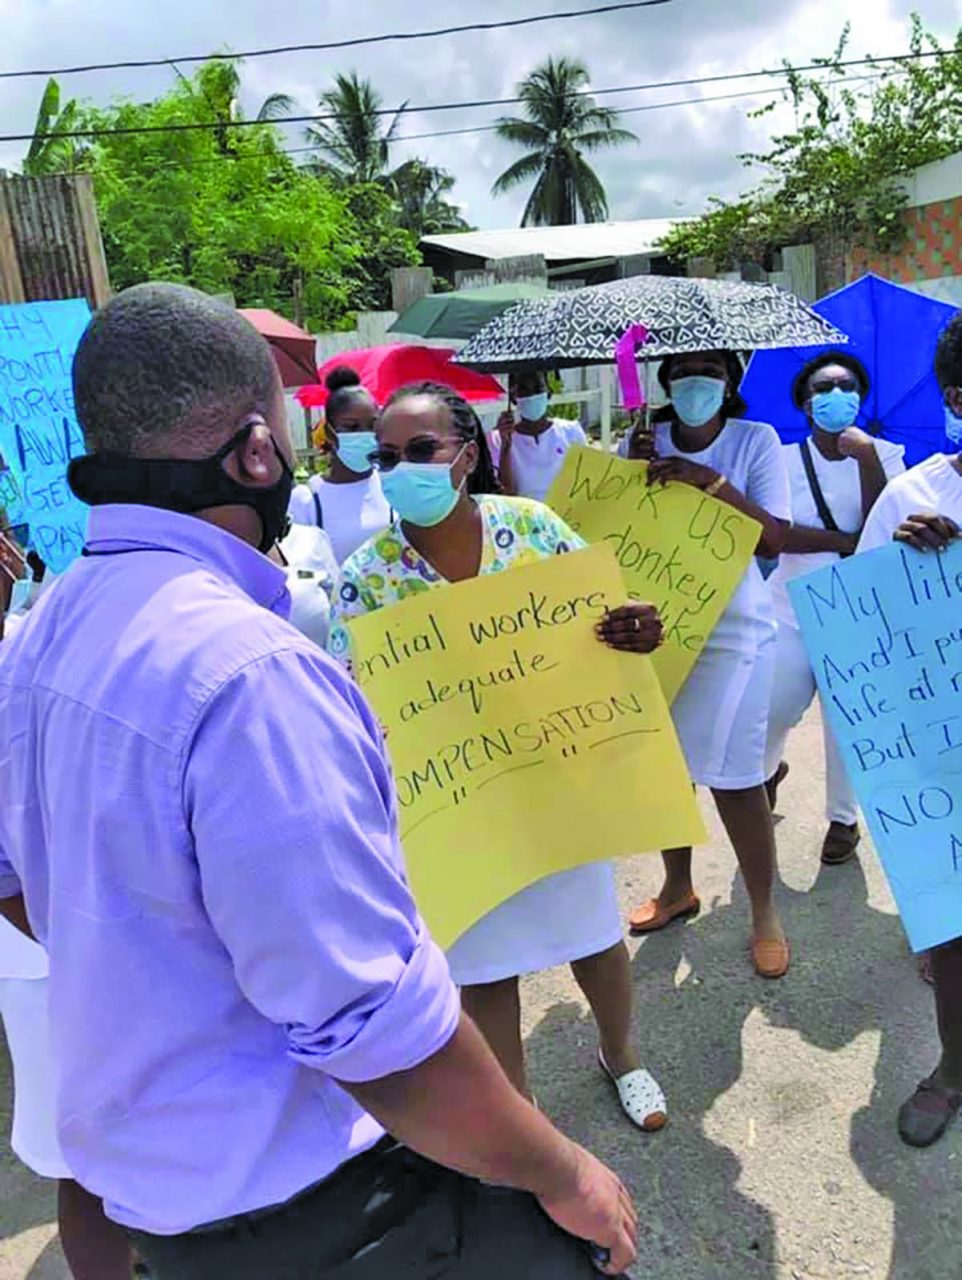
[
  {"x1": 892, "y1": 513, "x2": 961, "y2": 553},
  {"x1": 647, "y1": 426, "x2": 790, "y2": 560}
]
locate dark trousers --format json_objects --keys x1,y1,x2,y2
[{"x1": 131, "y1": 1140, "x2": 626, "y2": 1279}]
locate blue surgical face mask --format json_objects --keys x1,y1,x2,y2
[
  {"x1": 380, "y1": 446, "x2": 466, "y2": 528},
  {"x1": 946, "y1": 403, "x2": 962, "y2": 445},
  {"x1": 811, "y1": 388, "x2": 861, "y2": 434},
  {"x1": 335, "y1": 430, "x2": 377, "y2": 475},
  {"x1": 670, "y1": 376, "x2": 727, "y2": 428},
  {"x1": 516, "y1": 392, "x2": 549, "y2": 423}
]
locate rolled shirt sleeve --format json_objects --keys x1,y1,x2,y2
[{"x1": 182, "y1": 645, "x2": 460, "y2": 1084}]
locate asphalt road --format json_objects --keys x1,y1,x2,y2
[{"x1": 0, "y1": 705, "x2": 958, "y2": 1279}]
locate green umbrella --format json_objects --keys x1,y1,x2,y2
[{"x1": 390, "y1": 282, "x2": 553, "y2": 342}]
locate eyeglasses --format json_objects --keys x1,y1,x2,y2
[
  {"x1": 811, "y1": 376, "x2": 859, "y2": 395},
  {"x1": 370, "y1": 437, "x2": 463, "y2": 472}
]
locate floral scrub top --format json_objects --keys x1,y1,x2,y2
[{"x1": 329, "y1": 494, "x2": 585, "y2": 667}]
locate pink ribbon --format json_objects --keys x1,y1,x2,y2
[{"x1": 614, "y1": 324, "x2": 651, "y2": 409}]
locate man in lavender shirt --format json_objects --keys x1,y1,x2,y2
[{"x1": 0, "y1": 285, "x2": 636, "y2": 1279}]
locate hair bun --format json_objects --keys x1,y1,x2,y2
[{"x1": 325, "y1": 365, "x2": 362, "y2": 393}]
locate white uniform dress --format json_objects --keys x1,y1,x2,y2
[
  {"x1": 279, "y1": 523, "x2": 338, "y2": 649},
  {"x1": 765, "y1": 438, "x2": 905, "y2": 822},
  {"x1": 0, "y1": 597, "x2": 71, "y2": 1179},
  {"x1": 655, "y1": 418, "x2": 792, "y2": 790},
  {"x1": 488, "y1": 419, "x2": 588, "y2": 503},
  {"x1": 858, "y1": 452, "x2": 962, "y2": 552},
  {"x1": 288, "y1": 473, "x2": 391, "y2": 565}
]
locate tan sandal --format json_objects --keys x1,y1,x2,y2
[{"x1": 628, "y1": 892, "x2": 700, "y2": 935}]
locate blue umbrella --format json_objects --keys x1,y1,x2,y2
[{"x1": 741, "y1": 274, "x2": 958, "y2": 466}]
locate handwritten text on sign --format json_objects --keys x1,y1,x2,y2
[
  {"x1": 790, "y1": 540, "x2": 962, "y2": 952},
  {"x1": 0, "y1": 300, "x2": 91, "y2": 572},
  {"x1": 547, "y1": 448, "x2": 760, "y2": 702},
  {"x1": 348, "y1": 546, "x2": 705, "y2": 949}
]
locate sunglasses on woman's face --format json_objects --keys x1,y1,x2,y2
[
  {"x1": 370, "y1": 436, "x2": 462, "y2": 472},
  {"x1": 811, "y1": 375, "x2": 859, "y2": 395}
]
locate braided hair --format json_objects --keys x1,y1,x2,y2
[{"x1": 383, "y1": 380, "x2": 501, "y2": 495}]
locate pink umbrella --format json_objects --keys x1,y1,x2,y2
[{"x1": 296, "y1": 345, "x2": 504, "y2": 408}]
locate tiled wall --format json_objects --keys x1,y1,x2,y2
[{"x1": 850, "y1": 196, "x2": 962, "y2": 283}]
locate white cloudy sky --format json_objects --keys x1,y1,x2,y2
[{"x1": 1, "y1": 0, "x2": 960, "y2": 229}]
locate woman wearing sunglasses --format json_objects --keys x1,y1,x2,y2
[
  {"x1": 764, "y1": 352, "x2": 904, "y2": 867},
  {"x1": 329, "y1": 380, "x2": 670, "y2": 1134}
]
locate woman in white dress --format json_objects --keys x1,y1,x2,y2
[
  {"x1": 330, "y1": 381, "x2": 669, "y2": 1131},
  {"x1": 288, "y1": 366, "x2": 391, "y2": 564},
  {"x1": 764, "y1": 352, "x2": 905, "y2": 865},
  {"x1": 623, "y1": 351, "x2": 793, "y2": 979},
  {"x1": 490, "y1": 370, "x2": 588, "y2": 502}
]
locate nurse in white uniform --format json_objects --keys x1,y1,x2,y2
[
  {"x1": 764, "y1": 352, "x2": 904, "y2": 865},
  {"x1": 489, "y1": 370, "x2": 588, "y2": 502},
  {"x1": 288, "y1": 366, "x2": 390, "y2": 564},
  {"x1": 623, "y1": 351, "x2": 793, "y2": 979}
]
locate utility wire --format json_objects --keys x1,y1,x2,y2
[
  {"x1": 2, "y1": 47, "x2": 946, "y2": 146},
  {"x1": 80, "y1": 72, "x2": 884, "y2": 177},
  {"x1": 0, "y1": 1, "x2": 673, "y2": 81}
]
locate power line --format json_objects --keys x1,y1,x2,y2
[
  {"x1": 115, "y1": 73, "x2": 889, "y2": 177},
  {"x1": 0, "y1": 1, "x2": 673, "y2": 81},
  {"x1": 3, "y1": 46, "x2": 947, "y2": 147}
]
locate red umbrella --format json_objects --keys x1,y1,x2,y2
[
  {"x1": 239, "y1": 309, "x2": 318, "y2": 388},
  {"x1": 295, "y1": 345, "x2": 504, "y2": 408}
]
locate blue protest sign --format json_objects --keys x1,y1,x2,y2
[
  {"x1": 0, "y1": 299, "x2": 91, "y2": 572},
  {"x1": 789, "y1": 541, "x2": 962, "y2": 952}
]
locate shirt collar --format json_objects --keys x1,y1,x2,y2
[{"x1": 85, "y1": 505, "x2": 290, "y2": 613}]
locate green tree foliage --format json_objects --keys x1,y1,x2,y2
[
  {"x1": 492, "y1": 56, "x2": 636, "y2": 226},
  {"x1": 21, "y1": 61, "x2": 423, "y2": 326},
  {"x1": 387, "y1": 159, "x2": 471, "y2": 238},
  {"x1": 659, "y1": 16, "x2": 962, "y2": 269}
]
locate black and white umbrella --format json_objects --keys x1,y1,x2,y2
[{"x1": 454, "y1": 275, "x2": 848, "y2": 372}]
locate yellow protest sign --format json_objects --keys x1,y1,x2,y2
[
  {"x1": 547, "y1": 447, "x2": 760, "y2": 702},
  {"x1": 347, "y1": 545, "x2": 706, "y2": 950}
]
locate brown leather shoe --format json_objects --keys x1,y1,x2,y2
[
  {"x1": 752, "y1": 937, "x2": 790, "y2": 979},
  {"x1": 628, "y1": 892, "x2": 700, "y2": 935},
  {"x1": 898, "y1": 1076, "x2": 962, "y2": 1147},
  {"x1": 821, "y1": 822, "x2": 861, "y2": 865}
]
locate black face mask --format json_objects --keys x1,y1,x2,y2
[{"x1": 68, "y1": 423, "x2": 294, "y2": 554}]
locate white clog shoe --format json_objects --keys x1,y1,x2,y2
[{"x1": 599, "y1": 1050, "x2": 667, "y2": 1132}]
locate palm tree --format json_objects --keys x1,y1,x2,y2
[
  {"x1": 387, "y1": 158, "x2": 471, "y2": 238},
  {"x1": 492, "y1": 57, "x2": 637, "y2": 226},
  {"x1": 22, "y1": 78, "x2": 86, "y2": 176},
  {"x1": 305, "y1": 72, "x2": 406, "y2": 185}
]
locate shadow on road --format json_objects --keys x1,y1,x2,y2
[
  {"x1": 525, "y1": 851, "x2": 962, "y2": 1279},
  {"x1": 769, "y1": 858, "x2": 962, "y2": 1280}
]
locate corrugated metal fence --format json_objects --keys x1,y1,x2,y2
[{"x1": 0, "y1": 173, "x2": 111, "y2": 307}]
